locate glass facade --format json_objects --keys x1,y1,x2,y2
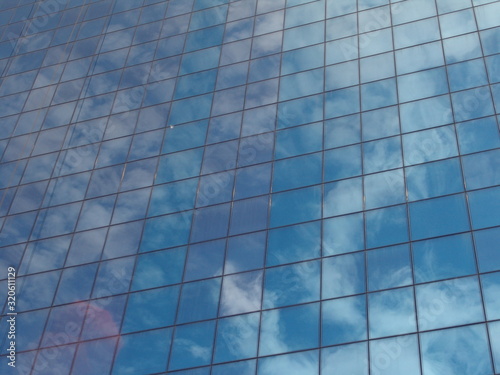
[{"x1": 0, "y1": 0, "x2": 499, "y2": 374}]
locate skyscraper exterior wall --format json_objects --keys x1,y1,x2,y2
[{"x1": 0, "y1": 0, "x2": 499, "y2": 374}]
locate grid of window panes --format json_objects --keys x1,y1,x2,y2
[{"x1": 0, "y1": 0, "x2": 500, "y2": 373}]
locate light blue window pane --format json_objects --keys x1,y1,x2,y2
[
  {"x1": 324, "y1": 144, "x2": 362, "y2": 181},
  {"x1": 0, "y1": 211, "x2": 36, "y2": 247},
  {"x1": 489, "y1": 55, "x2": 500, "y2": 82},
  {"x1": 225, "y1": 232, "x2": 266, "y2": 273},
  {"x1": 366, "y1": 205, "x2": 409, "y2": 248},
  {"x1": 190, "y1": 4, "x2": 227, "y2": 29},
  {"x1": 475, "y1": 1, "x2": 500, "y2": 29},
  {"x1": 249, "y1": 54, "x2": 281, "y2": 82},
  {"x1": 395, "y1": 41, "x2": 444, "y2": 75},
  {"x1": 273, "y1": 153, "x2": 322, "y2": 192},
  {"x1": 406, "y1": 158, "x2": 464, "y2": 201},
  {"x1": 163, "y1": 120, "x2": 207, "y2": 154},
  {"x1": 421, "y1": 325, "x2": 492, "y2": 375},
  {"x1": 72, "y1": 338, "x2": 117, "y2": 375},
  {"x1": 369, "y1": 287, "x2": 417, "y2": 338},
  {"x1": 359, "y1": 28, "x2": 393, "y2": 57},
  {"x1": 327, "y1": 0, "x2": 356, "y2": 17},
  {"x1": 361, "y1": 78, "x2": 397, "y2": 111},
  {"x1": 267, "y1": 221, "x2": 320, "y2": 266},
  {"x1": 391, "y1": 0, "x2": 436, "y2": 25},
  {"x1": 363, "y1": 136, "x2": 402, "y2": 173},
  {"x1": 413, "y1": 233, "x2": 476, "y2": 283},
  {"x1": 326, "y1": 13, "x2": 357, "y2": 40},
  {"x1": 283, "y1": 21, "x2": 324, "y2": 51},
  {"x1": 398, "y1": 67, "x2": 448, "y2": 102},
  {"x1": 140, "y1": 212, "x2": 192, "y2": 252},
  {"x1": 255, "y1": 10, "x2": 284, "y2": 36},
  {"x1": 202, "y1": 140, "x2": 238, "y2": 174},
  {"x1": 481, "y1": 272, "x2": 500, "y2": 320},
  {"x1": 169, "y1": 94, "x2": 213, "y2": 125},
  {"x1": 177, "y1": 278, "x2": 221, "y2": 324},
  {"x1": 278, "y1": 94, "x2": 323, "y2": 128},
  {"x1": 213, "y1": 360, "x2": 256, "y2": 375},
  {"x1": 362, "y1": 106, "x2": 399, "y2": 141},
  {"x1": 410, "y1": 194, "x2": 469, "y2": 240},
  {"x1": 364, "y1": 169, "x2": 406, "y2": 210},
  {"x1": 370, "y1": 335, "x2": 421, "y2": 375},
  {"x1": 326, "y1": 36, "x2": 358, "y2": 64},
  {"x1": 184, "y1": 239, "x2": 225, "y2": 281},
  {"x1": 219, "y1": 270, "x2": 263, "y2": 316},
  {"x1": 11, "y1": 309, "x2": 49, "y2": 352},
  {"x1": 279, "y1": 68, "x2": 324, "y2": 101},
  {"x1": 264, "y1": 260, "x2": 320, "y2": 308},
  {"x1": 326, "y1": 60, "x2": 359, "y2": 90},
  {"x1": 15, "y1": 270, "x2": 58, "y2": 312},
  {"x1": 238, "y1": 132, "x2": 274, "y2": 167},
  {"x1": 225, "y1": 17, "x2": 253, "y2": 42},
  {"x1": 325, "y1": 86, "x2": 360, "y2": 118},
  {"x1": 324, "y1": 114, "x2": 360, "y2": 148},
  {"x1": 440, "y1": 8, "x2": 477, "y2": 39},
  {"x1": 322, "y1": 295, "x2": 367, "y2": 346},
  {"x1": 490, "y1": 321, "x2": 500, "y2": 374},
  {"x1": 190, "y1": 203, "x2": 230, "y2": 242},
  {"x1": 275, "y1": 122, "x2": 322, "y2": 159},
  {"x1": 149, "y1": 179, "x2": 198, "y2": 216},
  {"x1": 216, "y1": 61, "x2": 248, "y2": 89},
  {"x1": 251, "y1": 31, "x2": 282, "y2": 58},
  {"x1": 180, "y1": 46, "x2": 220, "y2": 75},
  {"x1": 174, "y1": 70, "x2": 217, "y2": 100},
  {"x1": 324, "y1": 177, "x2": 363, "y2": 217},
  {"x1": 197, "y1": 170, "x2": 234, "y2": 206},
  {"x1": 270, "y1": 185, "x2": 321, "y2": 227},
  {"x1": 367, "y1": 244, "x2": 412, "y2": 291},
  {"x1": 282, "y1": 44, "x2": 324, "y2": 75},
  {"x1": 234, "y1": 163, "x2": 271, "y2": 200},
  {"x1": 169, "y1": 321, "x2": 215, "y2": 371},
  {"x1": 448, "y1": 59, "x2": 488, "y2": 92},
  {"x1": 207, "y1": 112, "x2": 241, "y2": 143},
  {"x1": 468, "y1": 186, "x2": 500, "y2": 229},
  {"x1": 92, "y1": 258, "x2": 133, "y2": 297},
  {"x1": 323, "y1": 252, "x2": 365, "y2": 299},
  {"x1": 19, "y1": 236, "x2": 70, "y2": 275},
  {"x1": 156, "y1": 148, "x2": 203, "y2": 183},
  {"x1": 212, "y1": 86, "x2": 246, "y2": 115},
  {"x1": 259, "y1": 304, "x2": 319, "y2": 356},
  {"x1": 462, "y1": 149, "x2": 500, "y2": 190},
  {"x1": 286, "y1": 0, "x2": 324, "y2": 28},
  {"x1": 417, "y1": 277, "x2": 484, "y2": 330},
  {"x1": 443, "y1": 32, "x2": 482, "y2": 63},
  {"x1": 403, "y1": 126, "x2": 458, "y2": 166},
  {"x1": 258, "y1": 350, "x2": 319, "y2": 375},
  {"x1": 230, "y1": 195, "x2": 269, "y2": 235},
  {"x1": 113, "y1": 329, "x2": 172, "y2": 375},
  {"x1": 323, "y1": 213, "x2": 364, "y2": 256},
  {"x1": 436, "y1": 0, "x2": 472, "y2": 13},
  {"x1": 112, "y1": 188, "x2": 150, "y2": 224},
  {"x1": 32, "y1": 202, "x2": 81, "y2": 239},
  {"x1": 122, "y1": 285, "x2": 179, "y2": 333},
  {"x1": 132, "y1": 247, "x2": 186, "y2": 290},
  {"x1": 360, "y1": 52, "x2": 394, "y2": 83},
  {"x1": 322, "y1": 342, "x2": 368, "y2": 375},
  {"x1": 474, "y1": 227, "x2": 500, "y2": 273},
  {"x1": 214, "y1": 314, "x2": 259, "y2": 363},
  {"x1": 400, "y1": 95, "x2": 453, "y2": 133},
  {"x1": 457, "y1": 116, "x2": 500, "y2": 154},
  {"x1": 194, "y1": 0, "x2": 227, "y2": 11},
  {"x1": 481, "y1": 27, "x2": 500, "y2": 55},
  {"x1": 394, "y1": 17, "x2": 440, "y2": 49}
]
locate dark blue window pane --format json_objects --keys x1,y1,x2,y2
[
  {"x1": 468, "y1": 186, "x2": 500, "y2": 229},
  {"x1": 259, "y1": 303, "x2": 319, "y2": 356},
  {"x1": 184, "y1": 239, "x2": 225, "y2": 281},
  {"x1": 213, "y1": 360, "x2": 256, "y2": 375},
  {"x1": 366, "y1": 205, "x2": 409, "y2": 248},
  {"x1": 273, "y1": 153, "x2": 322, "y2": 192},
  {"x1": 177, "y1": 278, "x2": 221, "y2": 324},
  {"x1": 230, "y1": 195, "x2": 269, "y2": 235},
  {"x1": 456, "y1": 116, "x2": 500, "y2": 154},
  {"x1": 234, "y1": 163, "x2": 271, "y2": 200},
  {"x1": 270, "y1": 185, "x2": 322, "y2": 227},
  {"x1": 363, "y1": 136, "x2": 402, "y2": 173},
  {"x1": 324, "y1": 114, "x2": 361, "y2": 148},
  {"x1": 149, "y1": 179, "x2": 198, "y2": 216},
  {"x1": 122, "y1": 285, "x2": 180, "y2": 333},
  {"x1": 259, "y1": 350, "x2": 319, "y2": 375},
  {"x1": 190, "y1": 203, "x2": 230, "y2": 242},
  {"x1": 132, "y1": 247, "x2": 186, "y2": 291},
  {"x1": 169, "y1": 321, "x2": 215, "y2": 370},
  {"x1": 462, "y1": 149, "x2": 500, "y2": 190},
  {"x1": 156, "y1": 148, "x2": 203, "y2": 184},
  {"x1": 275, "y1": 122, "x2": 322, "y2": 159},
  {"x1": 409, "y1": 194, "x2": 470, "y2": 240},
  {"x1": 474, "y1": 227, "x2": 500, "y2": 273},
  {"x1": 72, "y1": 338, "x2": 117, "y2": 375},
  {"x1": 325, "y1": 86, "x2": 360, "y2": 118},
  {"x1": 278, "y1": 94, "x2": 323, "y2": 128},
  {"x1": 140, "y1": 212, "x2": 192, "y2": 252},
  {"x1": 481, "y1": 272, "x2": 500, "y2": 321},
  {"x1": 413, "y1": 233, "x2": 477, "y2": 283},
  {"x1": 267, "y1": 221, "x2": 320, "y2": 266},
  {"x1": 367, "y1": 244, "x2": 412, "y2": 291}
]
